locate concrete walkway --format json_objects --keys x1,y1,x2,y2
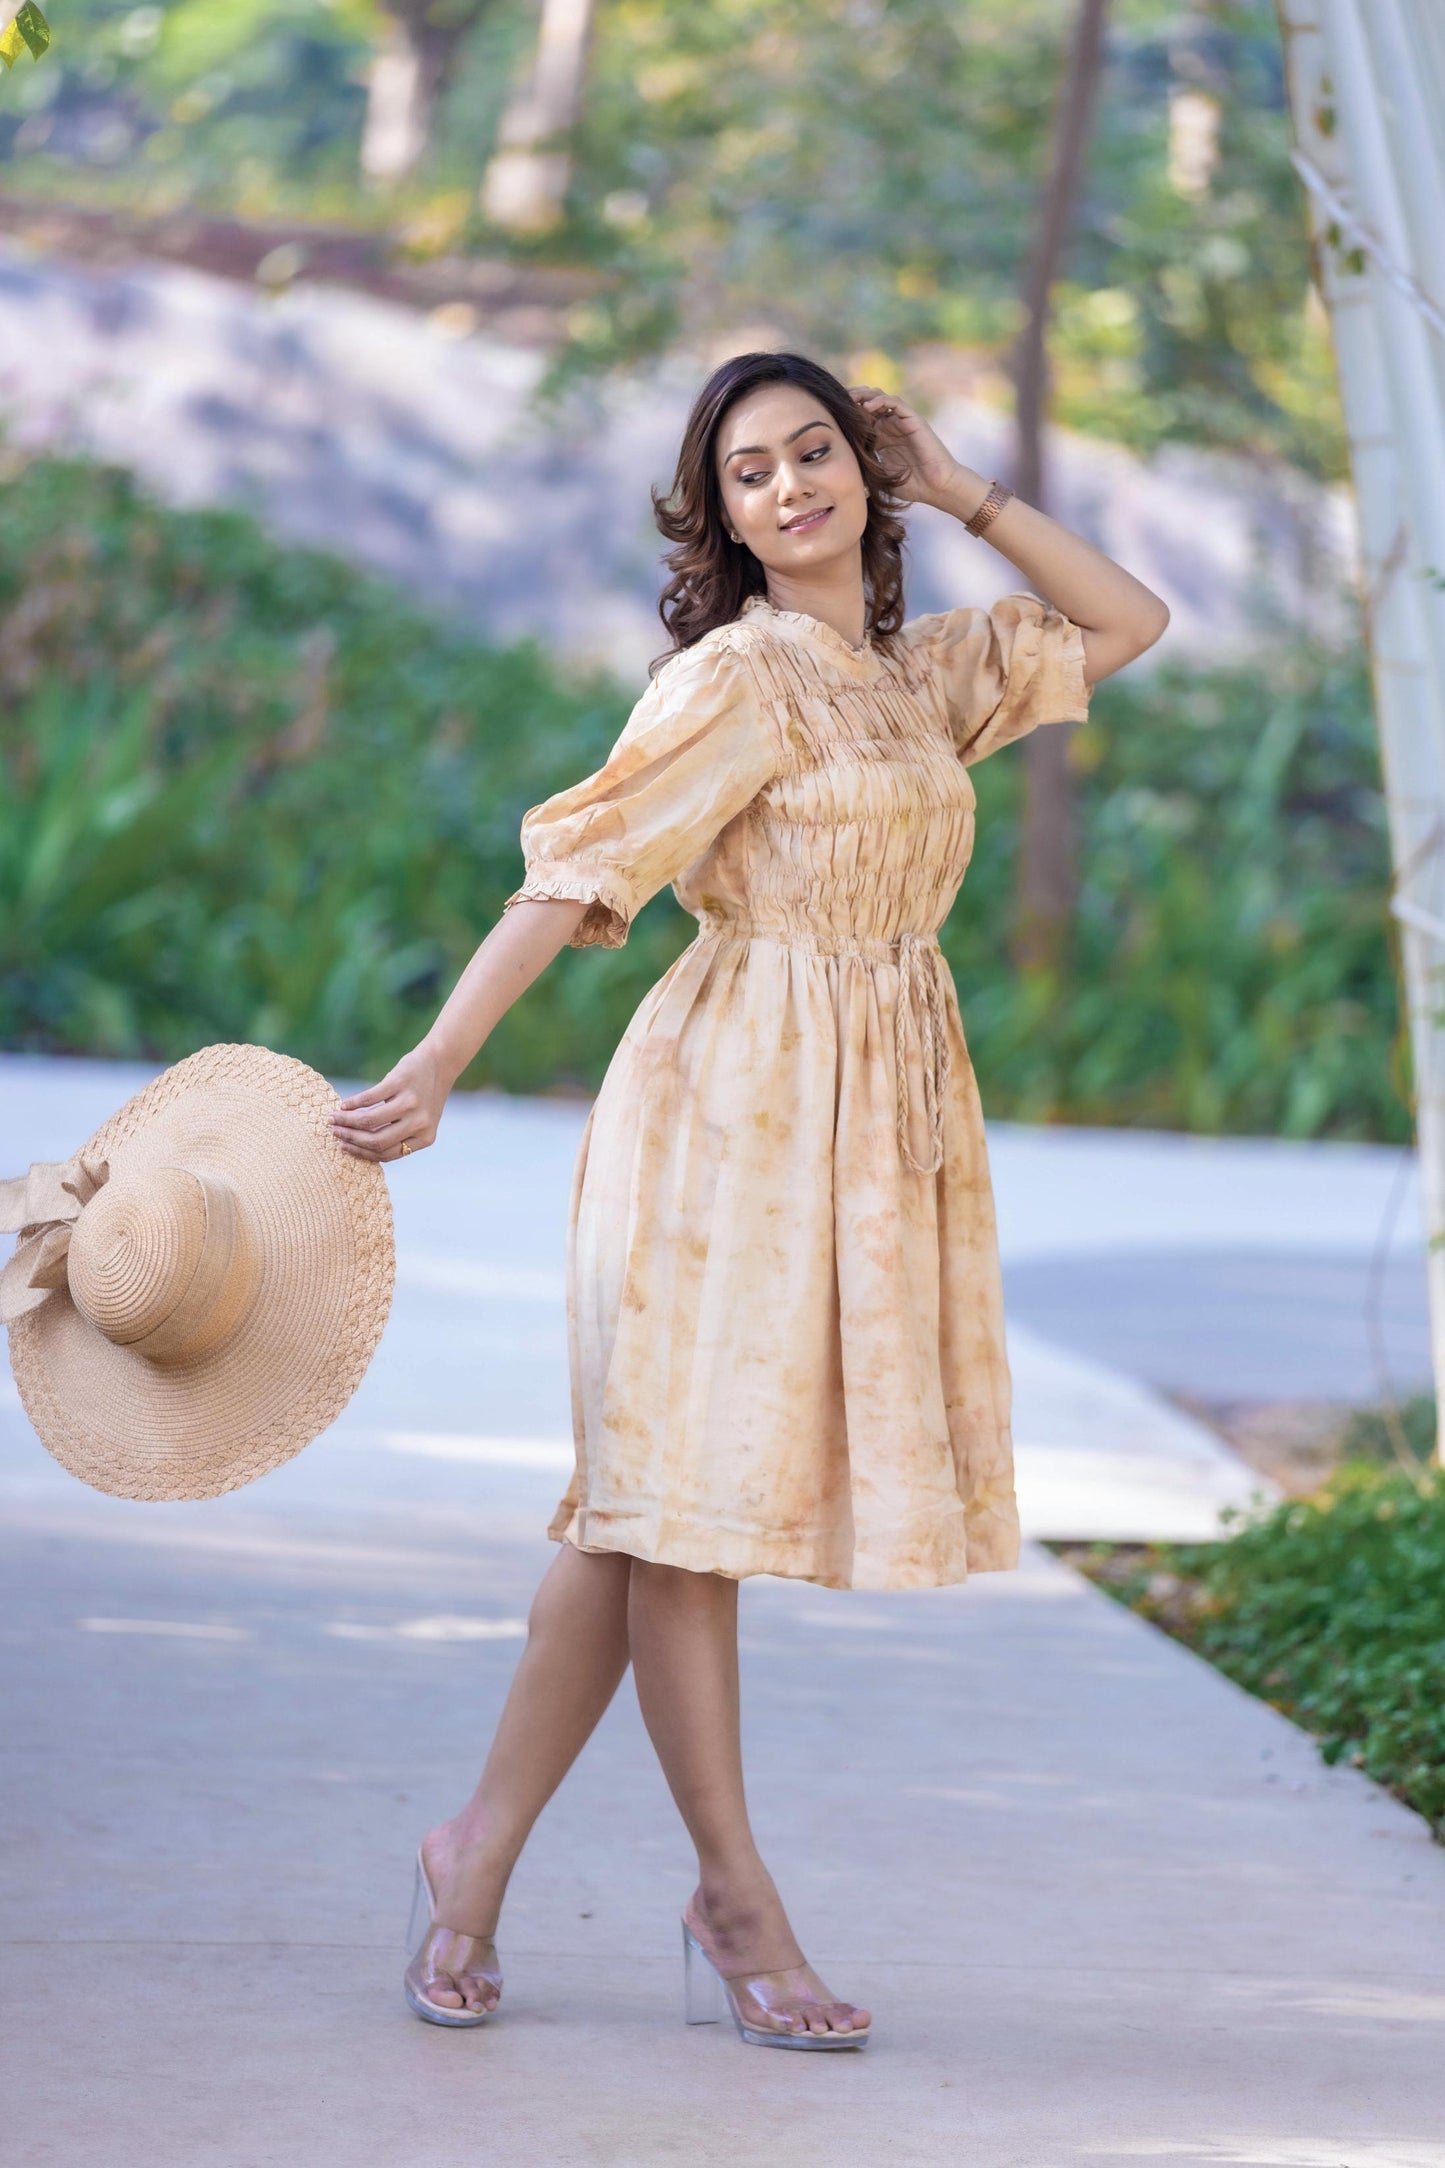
[
  {"x1": 2, "y1": 1053, "x2": 1431, "y2": 1540},
  {"x1": 3, "y1": 1054, "x2": 1444, "y2": 2164}
]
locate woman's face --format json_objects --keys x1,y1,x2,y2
[{"x1": 714, "y1": 383, "x2": 868, "y2": 580}]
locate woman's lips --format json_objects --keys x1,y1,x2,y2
[{"x1": 782, "y1": 506, "x2": 834, "y2": 534}]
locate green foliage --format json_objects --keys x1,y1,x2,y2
[
  {"x1": 0, "y1": 0, "x2": 532, "y2": 223},
  {"x1": 0, "y1": 0, "x2": 380, "y2": 209},
  {"x1": 1337, "y1": 1391, "x2": 1439, "y2": 1471},
  {"x1": 546, "y1": 0, "x2": 1341, "y2": 476},
  {"x1": 0, "y1": 450, "x2": 1404, "y2": 1137},
  {"x1": 946, "y1": 628, "x2": 1405, "y2": 1140},
  {"x1": 1093, "y1": 1455, "x2": 1445, "y2": 1838},
  {"x1": 0, "y1": 1, "x2": 1342, "y2": 479},
  {"x1": 0, "y1": 5, "x2": 52, "y2": 68},
  {"x1": 0, "y1": 449, "x2": 690, "y2": 1088}
]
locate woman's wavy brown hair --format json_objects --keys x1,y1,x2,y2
[{"x1": 649, "y1": 350, "x2": 909, "y2": 673}]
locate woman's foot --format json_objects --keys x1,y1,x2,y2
[
  {"x1": 684, "y1": 1872, "x2": 871, "y2": 2041},
  {"x1": 406, "y1": 1819, "x2": 510, "y2": 2016}
]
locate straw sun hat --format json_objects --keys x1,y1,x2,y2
[{"x1": 0, "y1": 1043, "x2": 395, "y2": 1501}]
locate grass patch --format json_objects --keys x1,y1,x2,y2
[{"x1": 1056, "y1": 1416, "x2": 1445, "y2": 1838}]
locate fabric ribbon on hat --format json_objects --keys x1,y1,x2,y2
[{"x1": 0, "y1": 1153, "x2": 111, "y2": 1325}]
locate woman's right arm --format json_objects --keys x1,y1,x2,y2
[
  {"x1": 328, "y1": 897, "x2": 586, "y2": 1162},
  {"x1": 332, "y1": 631, "x2": 777, "y2": 1165}
]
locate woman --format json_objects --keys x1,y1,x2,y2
[{"x1": 329, "y1": 350, "x2": 1169, "y2": 2049}]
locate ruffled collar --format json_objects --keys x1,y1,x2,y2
[{"x1": 740, "y1": 593, "x2": 877, "y2": 668}]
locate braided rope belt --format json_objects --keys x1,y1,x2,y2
[{"x1": 892, "y1": 932, "x2": 952, "y2": 1177}]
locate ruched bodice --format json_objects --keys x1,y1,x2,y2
[
  {"x1": 503, "y1": 588, "x2": 1090, "y2": 1591},
  {"x1": 677, "y1": 605, "x2": 977, "y2": 950}
]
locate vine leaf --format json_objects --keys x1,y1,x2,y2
[{"x1": 0, "y1": 4, "x2": 52, "y2": 68}]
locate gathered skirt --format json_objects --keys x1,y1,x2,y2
[{"x1": 547, "y1": 926, "x2": 1022, "y2": 1592}]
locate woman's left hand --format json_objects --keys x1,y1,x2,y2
[{"x1": 848, "y1": 385, "x2": 964, "y2": 509}]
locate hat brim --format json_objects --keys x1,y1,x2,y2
[{"x1": 8, "y1": 1043, "x2": 396, "y2": 1501}]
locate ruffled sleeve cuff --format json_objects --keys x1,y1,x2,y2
[
  {"x1": 501, "y1": 864, "x2": 636, "y2": 950},
  {"x1": 1038, "y1": 606, "x2": 1091, "y2": 730}
]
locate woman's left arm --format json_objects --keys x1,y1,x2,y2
[{"x1": 852, "y1": 387, "x2": 1171, "y2": 685}]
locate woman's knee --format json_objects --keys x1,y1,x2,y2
[
  {"x1": 529, "y1": 1542, "x2": 631, "y2": 1629},
  {"x1": 629, "y1": 1557, "x2": 736, "y2": 1610}
]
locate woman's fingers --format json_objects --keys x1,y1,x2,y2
[
  {"x1": 332, "y1": 1125, "x2": 394, "y2": 1152},
  {"x1": 334, "y1": 1063, "x2": 420, "y2": 1112},
  {"x1": 331, "y1": 1085, "x2": 417, "y2": 1133},
  {"x1": 335, "y1": 1124, "x2": 422, "y2": 1161},
  {"x1": 331, "y1": 1093, "x2": 436, "y2": 1156},
  {"x1": 334, "y1": 1101, "x2": 402, "y2": 1133},
  {"x1": 334, "y1": 1082, "x2": 391, "y2": 1110},
  {"x1": 849, "y1": 384, "x2": 909, "y2": 416}
]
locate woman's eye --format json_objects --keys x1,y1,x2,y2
[
  {"x1": 802, "y1": 444, "x2": 829, "y2": 461},
  {"x1": 739, "y1": 469, "x2": 769, "y2": 486}
]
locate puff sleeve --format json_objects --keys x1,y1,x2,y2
[
  {"x1": 907, "y1": 591, "x2": 1091, "y2": 768},
  {"x1": 501, "y1": 633, "x2": 780, "y2": 949}
]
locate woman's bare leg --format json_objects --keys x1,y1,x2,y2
[
  {"x1": 417, "y1": 1542, "x2": 632, "y2": 2010},
  {"x1": 627, "y1": 1559, "x2": 870, "y2": 2038}
]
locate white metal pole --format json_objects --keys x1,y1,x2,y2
[{"x1": 1279, "y1": 1, "x2": 1445, "y2": 1455}]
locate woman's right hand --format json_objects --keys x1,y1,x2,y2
[
  {"x1": 329, "y1": 895, "x2": 588, "y2": 1163},
  {"x1": 329, "y1": 1038, "x2": 455, "y2": 1163}
]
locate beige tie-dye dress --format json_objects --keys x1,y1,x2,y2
[{"x1": 502, "y1": 590, "x2": 1091, "y2": 1592}]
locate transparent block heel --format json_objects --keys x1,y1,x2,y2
[
  {"x1": 405, "y1": 1854, "x2": 430, "y2": 1954},
  {"x1": 402, "y1": 1843, "x2": 501, "y2": 2029},
  {"x1": 681, "y1": 1919, "x2": 870, "y2": 2051},
  {"x1": 682, "y1": 1920, "x2": 727, "y2": 2025}
]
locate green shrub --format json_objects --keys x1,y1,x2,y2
[
  {"x1": 1090, "y1": 1459, "x2": 1445, "y2": 1837},
  {"x1": 1336, "y1": 1391, "x2": 1439, "y2": 1469},
  {"x1": 946, "y1": 634, "x2": 1402, "y2": 1138},
  {"x1": 0, "y1": 450, "x2": 691, "y2": 1090},
  {"x1": 0, "y1": 450, "x2": 1406, "y2": 1132}
]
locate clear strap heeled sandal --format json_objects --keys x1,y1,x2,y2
[
  {"x1": 403, "y1": 1844, "x2": 502, "y2": 2027},
  {"x1": 682, "y1": 1918, "x2": 870, "y2": 2050}
]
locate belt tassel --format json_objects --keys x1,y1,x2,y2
[{"x1": 894, "y1": 934, "x2": 951, "y2": 1178}]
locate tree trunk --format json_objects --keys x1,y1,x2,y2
[
  {"x1": 361, "y1": 4, "x2": 473, "y2": 187},
  {"x1": 1009, "y1": 0, "x2": 1109, "y2": 977},
  {"x1": 480, "y1": 0, "x2": 597, "y2": 233}
]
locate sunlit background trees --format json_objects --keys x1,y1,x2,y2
[
  {"x1": 0, "y1": 2, "x2": 1337, "y2": 470},
  {"x1": 0, "y1": 2, "x2": 1397, "y2": 1139}
]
